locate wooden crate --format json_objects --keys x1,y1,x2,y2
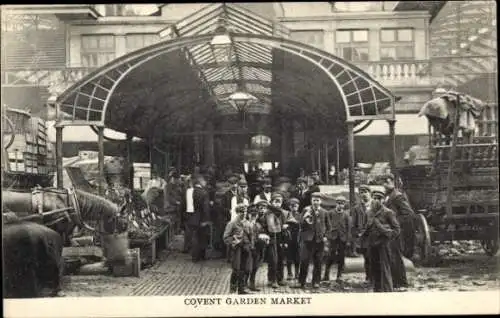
[
  {"x1": 129, "y1": 224, "x2": 171, "y2": 266},
  {"x1": 112, "y1": 248, "x2": 141, "y2": 277}
]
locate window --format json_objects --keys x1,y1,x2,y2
[
  {"x1": 380, "y1": 28, "x2": 414, "y2": 61},
  {"x1": 290, "y1": 30, "x2": 324, "y2": 49},
  {"x1": 126, "y1": 33, "x2": 160, "y2": 53},
  {"x1": 81, "y1": 35, "x2": 115, "y2": 67},
  {"x1": 335, "y1": 29, "x2": 369, "y2": 61}
]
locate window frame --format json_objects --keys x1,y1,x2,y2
[
  {"x1": 289, "y1": 29, "x2": 325, "y2": 49},
  {"x1": 379, "y1": 28, "x2": 415, "y2": 61},
  {"x1": 335, "y1": 29, "x2": 370, "y2": 62},
  {"x1": 125, "y1": 33, "x2": 161, "y2": 53},
  {"x1": 80, "y1": 34, "x2": 116, "y2": 67}
]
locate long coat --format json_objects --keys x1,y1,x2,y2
[
  {"x1": 361, "y1": 205, "x2": 400, "y2": 248},
  {"x1": 185, "y1": 185, "x2": 211, "y2": 227}
]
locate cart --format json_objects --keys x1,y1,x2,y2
[{"x1": 398, "y1": 91, "x2": 499, "y2": 264}]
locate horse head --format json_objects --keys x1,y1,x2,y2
[{"x1": 74, "y1": 189, "x2": 128, "y2": 235}]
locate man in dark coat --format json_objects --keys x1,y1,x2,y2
[
  {"x1": 185, "y1": 175, "x2": 211, "y2": 262},
  {"x1": 383, "y1": 174, "x2": 415, "y2": 289},
  {"x1": 352, "y1": 184, "x2": 373, "y2": 282},
  {"x1": 221, "y1": 176, "x2": 240, "y2": 260},
  {"x1": 294, "y1": 192, "x2": 330, "y2": 289},
  {"x1": 360, "y1": 189, "x2": 401, "y2": 292},
  {"x1": 323, "y1": 195, "x2": 352, "y2": 282}
]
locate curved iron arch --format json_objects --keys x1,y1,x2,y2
[{"x1": 56, "y1": 32, "x2": 395, "y2": 131}]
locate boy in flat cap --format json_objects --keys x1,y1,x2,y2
[
  {"x1": 295, "y1": 192, "x2": 330, "y2": 289},
  {"x1": 285, "y1": 197, "x2": 302, "y2": 280},
  {"x1": 324, "y1": 195, "x2": 352, "y2": 282},
  {"x1": 262, "y1": 192, "x2": 296, "y2": 288},
  {"x1": 352, "y1": 184, "x2": 373, "y2": 283},
  {"x1": 223, "y1": 203, "x2": 252, "y2": 294},
  {"x1": 246, "y1": 201, "x2": 270, "y2": 291},
  {"x1": 360, "y1": 189, "x2": 401, "y2": 292}
]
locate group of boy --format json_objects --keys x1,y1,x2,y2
[{"x1": 223, "y1": 173, "x2": 414, "y2": 294}]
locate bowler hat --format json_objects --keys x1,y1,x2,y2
[{"x1": 263, "y1": 178, "x2": 272, "y2": 186}]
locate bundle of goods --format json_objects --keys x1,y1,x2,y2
[{"x1": 118, "y1": 189, "x2": 172, "y2": 241}]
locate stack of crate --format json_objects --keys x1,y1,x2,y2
[{"x1": 23, "y1": 117, "x2": 49, "y2": 175}]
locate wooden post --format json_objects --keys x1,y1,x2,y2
[
  {"x1": 388, "y1": 119, "x2": 397, "y2": 176},
  {"x1": 126, "y1": 133, "x2": 134, "y2": 191},
  {"x1": 55, "y1": 125, "x2": 64, "y2": 189},
  {"x1": 149, "y1": 139, "x2": 154, "y2": 177},
  {"x1": 347, "y1": 121, "x2": 356, "y2": 210},
  {"x1": 446, "y1": 94, "x2": 461, "y2": 216},
  {"x1": 324, "y1": 142, "x2": 329, "y2": 184},
  {"x1": 97, "y1": 126, "x2": 105, "y2": 195},
  {"x1": 317, "y1": 146, "x2": 321, "y2": 177}
]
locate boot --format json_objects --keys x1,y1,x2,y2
[
  {"x1": 294, "y1": 264, "x2": 300, "y2": 280},
  {"x1": 286, "y1": 263, "x2": 294, "y2": 280},
  {"x1": 248, "y1": 279, "x2": 261, "y2": 292}
]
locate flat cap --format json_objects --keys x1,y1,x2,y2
[
  {"x1": 228, "y1": 176, "x2": 239, "y2": 184},
  {"x1": 235, "y1": 203, "x2": 248, "y2": 213},
  {"x1": 238, "y1": 179, "x2": 248, "y2": 186},
  {"x1": 255, "y1": 199, "x2": 270, "y2": 207},
  {"x1": 335, "y1": 195, "x2": 347, "y2": 202},
  {"x1": 288, "y1": 197, "x2": 300, "y2": 205},
  {"x1": 371, "y1": 190, "x2": 386, "y2": 198},
  {"x1": 311, "y1": 192, "x2": 322, "y2": 198},
  {"x1": 271, "y1": 192, "x2": 283, "y2": 200},
  {"x1": 358, "y1": 184, "x2": 371, "y2": 192},
  {"x1": 263, "y1": 178, "x2": 272, "y2": 186}
]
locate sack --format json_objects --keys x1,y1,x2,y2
[{"x1": 101, "y1": 231, "x2": 129, "y2": 263}]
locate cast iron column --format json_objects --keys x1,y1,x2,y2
[
  {"x1": 205, "y1": 121, "x2": 215, "y2": 167},
  {"x1": 97, "y1": 126, "x2": 105, "y2": 195},
  {"x1": 347, "y1": 120, "x2": 356, "y2": 210},
  {"x1": 55, "y1": 125, "x2": 64, "y2": 189},
  {"x1": 387, "y1": 119, "x2": 397, "y2": 176},
  {"x1": 126, "y1": 133, "x2": 134, "y2": 191}
]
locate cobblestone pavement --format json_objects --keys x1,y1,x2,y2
[{"x1": 62, "y1": 234, "x2": 499, "y2": 297}]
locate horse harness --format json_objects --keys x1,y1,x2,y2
[{"x1": 30, "y1": 186, "x2": 95, "y2": 232}]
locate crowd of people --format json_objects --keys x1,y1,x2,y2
[{"x1": 145, "y1": 165, "x2": 417, "y2": 295}]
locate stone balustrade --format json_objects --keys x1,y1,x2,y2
[{"x1": 355, "y1": 60, "x2": 432, "y2": 87}]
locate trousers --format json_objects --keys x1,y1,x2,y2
[
  {"x1": 325, "y1": 238, "x2": 346, "y2": 278},
  {"x1": 266, "y1": 232, "x2": 286, "y2": 283},
  {"x1": 229, "y1": 245, "x2": 251, "y2": 292},
  {"x1": 389, "y1": 236, "x2": 408, "y2": 288},
  {"x1": 298, "y1": 240, "x2": 324, "y2": 285}
]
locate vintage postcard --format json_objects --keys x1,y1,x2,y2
[{"x1": 2, "y1": 2, "x2": 499, "y2": 317}]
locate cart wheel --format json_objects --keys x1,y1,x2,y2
[
  {"x1": 414, "y1": 213, "x2": 431, "y2": 265},
  {"x1": 2, "y1": 114, "x2": 15, "y2": 149},
  {"x1": 481, "y1": 239, "x2": 499, "y2": 257}
]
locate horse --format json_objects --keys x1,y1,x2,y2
[
  {"x1": 2, "y1": 187, "x2": 127, "y2": 245},
  {"x1": 3, "y1": 213, "x2": 64, "y2": 298}
]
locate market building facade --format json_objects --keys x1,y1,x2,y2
[{"x1": 1, "y1": 2, "x2": 496, "y2": 175}]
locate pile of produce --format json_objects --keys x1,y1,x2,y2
[{"x1": 104, "y1": 185, "x2": 172, "y2": 241}]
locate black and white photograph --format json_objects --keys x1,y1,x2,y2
[{"x1": 1, "y1": 2, "x2": 498, "y2": 317}]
